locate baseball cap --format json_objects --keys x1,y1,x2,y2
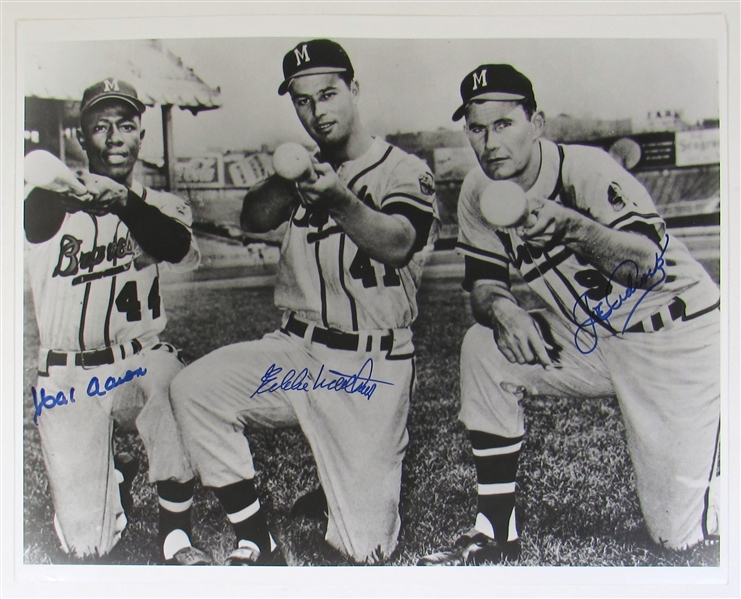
[
  {"x1": 80, "y1": 78, "x2": 146, "y2": 117},
  {"x1": 452, "y1": 64, "x2": 535, "y2": 122},
  {"x1": 278, "y1": 39, "x2": 354, "y2": 95}
]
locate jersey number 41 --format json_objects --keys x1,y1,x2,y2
[{"x1": 349, "y1": 249, "x2": 401, "y2": 288}]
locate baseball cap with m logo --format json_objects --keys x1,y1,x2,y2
[
  {"x1": 452, "y1": 64, "x2": 536, "y2": 122},
  {"x1": 278, "y1": 39, "x2": 354, "y2": 95},
  {"x1": 80, "y1": 78, "x2": 146, "y2": 117}
]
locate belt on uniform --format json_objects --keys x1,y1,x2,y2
[
  {"x1": 623, "y1": 297, "x2": 718, "y2": 334},
  {"x1": 281, "y1": 313, "x2": 392, "y2": 352},
  {"x1": 45, "y1": 339, "x2": 143, "y2": 368}
]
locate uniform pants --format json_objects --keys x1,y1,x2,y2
[
  {"x1": 459, "y1": 308, "x2": 720, "y2": 550},
  {"x1": 35, "y1": 340, "x2": 195, "y2": 557},
  {"x1": 170, "y1": 327, "x2": 415, "y2": 563}
]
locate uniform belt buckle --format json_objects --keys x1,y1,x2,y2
[
  {"x1": 311, "y1": 326, "x2": 357, "y2": 351},
  {"x1": 77, "y1": 348, "x2": 114, "y2": 369},
  {"x1": 77, "y1": 350, "x2": 97, "y2": 369},
  {"x1": 325, "y1": 328, "x2": 357, "y2": 351}
]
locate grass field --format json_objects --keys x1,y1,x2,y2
[{"x1": 22, "y1": 274, "x2": 721, "y2": 567}]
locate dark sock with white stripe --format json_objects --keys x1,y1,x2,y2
[
  {"x1": 212, "y1": 479, "x2": 271, "y2": 553},
  {"x1": 469, "y1": 430, "x2": 523, "y2": 543},
  {"x1": 158, "y1": 478, "x2": 195, "y2": 559}
]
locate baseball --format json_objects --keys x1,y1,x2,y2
[
  {"x1": 24, "y1": 150, "x2": 89, "y2": 197},
  {"x1": 273, "y1": 142, "x2": 315, "y2": 182},
  {"x1": 479, "y1": 181, "x2": 530, "y2": 228}
]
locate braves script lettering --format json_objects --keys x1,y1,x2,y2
[
  {"x1": 251, "y1": 359, "x2": 393, "y2": 400},
  {"x1": 573, "y1": 234, "x2": 669, "y2": 354},
  {"x1": 53, "y1": 234, "x2": 135, "y2": 278}
]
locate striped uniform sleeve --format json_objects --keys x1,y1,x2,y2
[
  {"x1": 567, "y1": 146, "x2": 665, "y2": 247},
  {"x1": 380, "y1": 153, "x2": 439, "y2": 254},
  {"x1": 456, "y1": 168, "x2": 511, "y2": 292}
]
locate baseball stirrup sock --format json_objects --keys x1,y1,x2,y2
[
  {"x1": 212, "y1": 479, "x2": 271, "y2": 554},
  {"x1": 158, "y1": 479, "x2": 196, "y2": 559},
  {"x1": 470, "y1": 430, "x2": 523, "y2": 542}
]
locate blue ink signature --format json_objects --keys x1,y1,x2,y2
[
  {"x1": 87, "y1": 367, "x2": 147, "y2": 397},
  {"x1": 32, "y1": 367, "x2": 148, "y2": 425},
  {"x1": 251, "y1": 358, "x2": 393, "y2": 400},
  {"x1": 31, "y1": 386, "x2": 76, "y2": 425},
  {"x1": 573, "y1": 234, "x2": 669, "y2": 354}
]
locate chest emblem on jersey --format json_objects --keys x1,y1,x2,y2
[
  {"x1": 497, "y1": 230, "x2": 563, "y2": 271},
  {"x1": 607, "y1": 182, "x2": 627, "y2": 212},
  {"x1": 418, "y1": 172, "x2": 435, "y2": 196},
  {"x1": 292, "y1": 205, "x2": 329, "y2": 229},
  {"x1": 292, "y1": 205, "x2": 341, "y2": 243},
  {"x1": 292, "y1": 188, "x2": 376, "y2": 243},
  {"x1": 52, "y1": 233, "x2": 135, "y2": 280}
]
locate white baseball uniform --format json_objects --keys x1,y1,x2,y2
[
  {"x1": 172, "y1": 137, "x2": 440, "y2": 562},
  {"x1": 457, "y1": 139, "x2": 720, "y2": 550},
  {"x1": 26, "y1": 179, "x2": 199, "y2": 557}
]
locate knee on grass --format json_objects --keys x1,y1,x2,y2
[{"x1": 53, "y1": 512, "x2": 126, "y2": 559}]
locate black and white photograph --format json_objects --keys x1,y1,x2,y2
[{"x1": 2, "y1": 3, "x2": 739, "y2": 597}]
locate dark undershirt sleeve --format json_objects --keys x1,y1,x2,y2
[
  {"x1": 462, "y1": 255, "x2": 510, "y2": 292},
  {"x1": 381, "y1": 201, "x2": 435, "y2": 260},
  {"x1": 618, "y1": 220, "x2": 663, "y2": 247},
  {"x1": 24, "y1": 187, "x2": 67, "y2": 243},
  {"x1": 111, "y1": 189, "x2": 192, "y2": 263}
]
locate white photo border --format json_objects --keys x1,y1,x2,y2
[{"x1": 2, "y1": 2, "x2": 739, "y2": 597}]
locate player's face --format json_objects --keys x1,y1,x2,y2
[
  {"x1": 465, "y1": 102, "x2": 543, "y2": 185},
  {"x1": 78, "y1": 100, "x2": 145, "y2": 185},
  {"x1": 289, "y1": 73, "x2": 358, "y2": 149}
]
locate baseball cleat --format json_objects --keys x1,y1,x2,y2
[
  {"x1": 417, "y1": 529, "x2": 521, "y2": 566},
  {"x1": 226, "y1": 545, "x2": 287, "y2": 566},
  {"x1": 290, "y1": 486, "x2": 328, "y2": 522},
  {"x1": 114, "y1": 453, "x2": 139, "y2": 518},
  {"x1": 164, "y1": 545, "x2": 213, "y2": 565}
]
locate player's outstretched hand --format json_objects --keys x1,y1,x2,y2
[
  {"x1": 296, "y1": 161, "x2": 352, "y2": 211},
  {"x1": 41, "y1": 173, "x2": 91, "y2": 200},
  {"x1": 26, "y1": 175, "x2": 93, "y2": 213},
  {"x1": 490, "y1": 297, "x2": 555, "y2": 370},
  {"x1": 75, "y1": 170, "x2": 129, "y2": 216},
  {"x1": 24, "y1": 150, "x2": 92, "y2": 200},
  {"x1": 517, "y1": 198, "x2": 570, "y2": 248}
]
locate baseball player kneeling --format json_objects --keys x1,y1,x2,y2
[
  {"x1": 171, "y1": 39, "x2": 440, "y2": 565},
  {"x1": 24, "y1": 79, "x2": 210, "y2": 564},
  {"x1": 418, "y1": 64, "x2": 720, "y2": 565}
]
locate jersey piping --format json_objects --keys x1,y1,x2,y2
[
  {"x1": 347, "y1": 146, "x2": 394, "y2": 189},
  {"x1": 541, "y1": 146, "x2": 639, "y2": 335},
  {"x1": 337, "y1": 145, "x2": 401, "y2": 330},
  {"x1": 338, "y1": 233, "x2": 358, "y2": 330},
  {"x1": 314, "y1": 233, "x2": 329, "y2": 328},
  {"x1": 456, "y1": 138, "x2": 719, "y2": 341},
  {"x1": 103, "y1": 276, "x2": 116, "y2": 348},
  {"x1": 275, "y1": 138, "x2": 439, "y2": 331}
]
